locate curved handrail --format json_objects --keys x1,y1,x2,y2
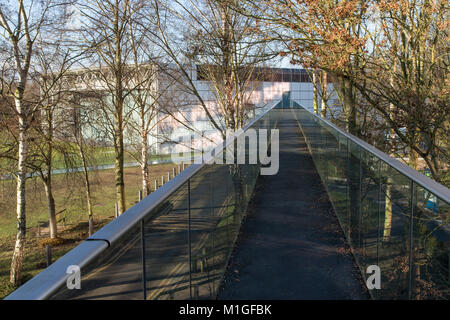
[
  {"x1": 293, "y1": 101, "x2": 450, "y2": 203},
  {"x1": 5, "y1": 99, "x2": 281, "y2": 300}
]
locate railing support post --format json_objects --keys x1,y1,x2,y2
[
  {"x1": 408, "y1": 180, "x2": 415, "y2": 300},
  {"x1": 358, "y1": 147, "x2": 363, "y2": 248},
  {"x1": 188, "y1": 179, "x2": 192, "y2": 299},
  {"x1": 377, "y1": 162, "x2": 381, "y2": 266},
  {"x1": 141, "y1": 219, "x2": 147, "y2": 300},
  {"x1": 46, "y1": 245, "x2": 52, "y2": 267}
]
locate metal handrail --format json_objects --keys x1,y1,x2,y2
[
  {"x1": 5, "y1": 99, "x2": 281, "y2": 300},
  {"x1": 294, "y1": 101, "x2": 450, "y2": 203}
]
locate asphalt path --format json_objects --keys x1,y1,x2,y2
[{"x1": 218, "y1": 109, "x2": 369, "y2": 299}]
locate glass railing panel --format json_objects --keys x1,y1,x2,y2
[
  {"x1": 50, "y1": 222, "x2": 143, "y2": 300},
  {"x1": 188, "y1": 164, "x2": 231, "y2": 299},
  {"x1": 348, "y1": 140, "x2": 362, "y2": 249},
  {"x1": 358, "y1": 151, "x2": 381, "y2": 291},
  {"x1": 327, "y1": 133, "x2": 349, "y2": 236},
  {"x1": 143, "y1": 181, "x2": 189, "y2": 300},
  {"x1": 412, "y1": 186, "x2": 449, "y2": 300},
  {"x1": 378, "y1": 163, "x2": 412, "y2": 299},
  {"x1": 294, "y1": 101, "x2": 449, "y2": 300},
  {"x1": 315, "y1": 119, "x2": 328, "y2": 179},
  {"x1": 267, "y1": 109, "x2": 281, "y2": 127},
  {"x1": 323, "y1": 124, "x2": 339, "y2": 191}
]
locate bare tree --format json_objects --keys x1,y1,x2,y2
[
  {"x1": 0, "y1": 0, "x2": 74, "y2": 285},
  {"x1": 121, "y1": 14, "x2": 172, "y2": 197},
  {"x1": 146, "y1": 0, "x2": 274, "y2": 137},
  {"x1": 77, "y1": 0, "x2": 150, "y2": 214},
  {"x1": 239, "y1": 0, "x2": 369, "y2": 135},
  {"x1": 66, "y1": 92, "x2": 99, "y2": 236},
  {"x1": 27, "y1": 55, "x2": 79, "y2": 239},
  {"x1": 353, "y1": 0, "x2": 449, "y2": 183},
  {"x1": 125, "y1": 67, "x2": 169, "y2": 196}
]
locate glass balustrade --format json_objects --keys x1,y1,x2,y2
[{"x1": 291, "y1": 103, "x2": 449, "y2": 300}]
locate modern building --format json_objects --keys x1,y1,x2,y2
[
  {"x1": 59, "y1": 65, "x2": 337, "y2": 155},
  {"x1": 158, "y1": 66, "x2": 338, "y2": 154}
]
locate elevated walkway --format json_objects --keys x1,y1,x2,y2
[
  {"x1": 6, "y1": 99, "x2": 449, "y2": 300},
  {"x1": 219, "y1": 110, "x2": 367, "y2": 299}
]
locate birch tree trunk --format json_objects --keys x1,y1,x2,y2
[
  {"x1": 340, "y1": 77, "x2": 357, "y2": 135},
  {"x1": 43, "y1": 178, "x2": 57, "y2": 239},
  {"x1": 43, "y1": 105, "x2": 57, "y2": 238},
  {"x1": 141, "y1": 126, "x2": 150, "y2": 197},
  {"x1": 383, "y1": 182, "x2": 393, "y2": 241},
  {"x1": 76, "y1": 138, "x2": 94, "y2": 236},
  {"x1": 113, "y1": 1, "x2": 126, "y2": 215},
  {"x1": 4, "y1": 0, "x2": 35, "y2": 286},
  {"x1": 114, "y1": 105, "x2": 126, "y2": 215},
  {"x1": 2, "y1": 0, "x2": 73, "y2": 286},
  {"x1": 321, "y1": 71, "x2": 327, "y2": 118},
  {"x1": 383, "y1": 69, "x2": 396, "y2": 242},
  {"x1": 312, "y1": 70, "x2": 318, "y2": 115},
  {"x1": 10, "y1": 108, "x2": 27, "y2": 285}
]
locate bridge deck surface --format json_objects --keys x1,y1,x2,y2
[{"x1": 218, "y1": 110, "x2": 368, "y2": 299}]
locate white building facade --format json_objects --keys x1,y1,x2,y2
[{"x1": 157, "y1": 67, "x2": 337, "y2": 155}]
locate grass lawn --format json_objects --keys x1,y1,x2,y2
[
  {"x1": 0, "y1": 162, "x2": 184, "y2": 299},
  {"x1": 0, "y1": 143, "x2": 173, "y2": 173}
]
